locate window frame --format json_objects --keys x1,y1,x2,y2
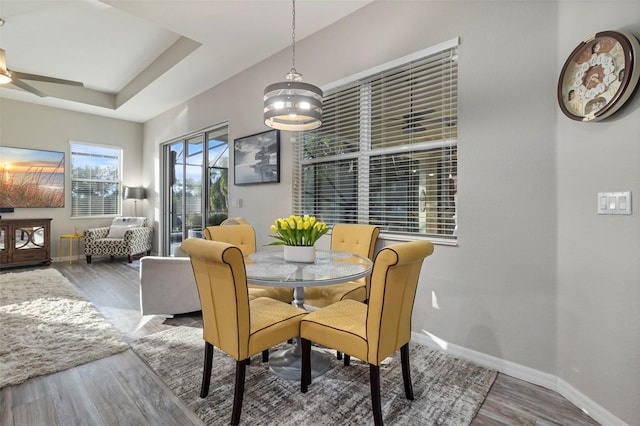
[
  {"x1": 69, "y1": 141, "x2": 123, "y2": 218},
  {"x1": 161, "y1": 123, "x2": 229, "y2": 256},
  {"x1": 294, "y1": 38, "x2": 459, "y2": 245}
]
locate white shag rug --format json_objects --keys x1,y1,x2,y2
[{"x1": 0, "y1": 268, "x2": 129, "y2": 388}]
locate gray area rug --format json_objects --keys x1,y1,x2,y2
[
  {"x1": 0, "y1": 268, "x2": 129, "y2": 388},
  {"x1": 132, "y1": 326, "x2": 497, "y2": 425}
]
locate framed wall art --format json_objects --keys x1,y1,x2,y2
[
  {"x1": 233, "y1": 129, "x2": 280, "y2": 185},
  {"x1": 0, "y1": 146, "x2": 65, "y2": 208}
]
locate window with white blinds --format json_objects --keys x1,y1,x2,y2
[
  {"x1": 294, "y1": 38, "x2": 458, "y2": 240},
  {"x1": 70, "y1": 142, "x2": 122, "y2": 217}
]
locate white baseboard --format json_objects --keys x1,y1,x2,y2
[
  {"x1": 411, "y1": 331, "x2": 626, "y2": 426},
  {"x1": 555, "y1": 378, "x2": 628, "y2": 426}
]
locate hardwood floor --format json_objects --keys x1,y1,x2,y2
[{"x1": 1, "y1": 259, "x2": 600, "y2": 425}]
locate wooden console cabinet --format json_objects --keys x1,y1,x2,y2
[{"x1": 0, "y1": 218, "x2": 52, "y2": 268}]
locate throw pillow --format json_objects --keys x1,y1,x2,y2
[
  {"x1": 106, "y1": 217, "x2": 146, "y2": 238},
  {"x1": 107, "y1": 225, "x2": 134, "y2": 239}
]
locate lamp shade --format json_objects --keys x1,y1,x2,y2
[
  {"x1": 123, "y1": 186, "x2": 146, "y2": 200},
  {"x1": 0, "y1": 49, "x2": 12, "y2": 84},
  {"x1": 264, "y1": 72, "x2": 323, "y2": 131},
  {"x1": 0, "y1": 70, "x2": 10, "y2": 85}
]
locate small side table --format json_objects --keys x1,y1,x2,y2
[{"x1": 59, "y1": 233, "x2": 84, "y2": 264}]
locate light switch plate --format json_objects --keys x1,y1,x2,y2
[{"x1": 597, "y1": 191, "x2": 631, "y2": 215}]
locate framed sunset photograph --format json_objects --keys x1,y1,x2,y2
[{"x1": 0, "y1": 146, "x2": 65, "y2": 208}]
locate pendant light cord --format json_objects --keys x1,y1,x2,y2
[
  {"x1": 263, "y1": 0, "x2": 323, "y2": 131},
  {"x1": 291, "y1": 0, "x2": 296, "y2": 74}
]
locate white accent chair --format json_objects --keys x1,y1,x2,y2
[
  {"x1": 137, "y1": 217, "x2": 250, "y2": 315},
  {"x1": 139, "y1": 247, "x2": 201, "y2": 315}
]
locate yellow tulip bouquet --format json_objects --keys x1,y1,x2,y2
[{"x1": 267, "y1": 215, "x2": 330, "y2": 246}]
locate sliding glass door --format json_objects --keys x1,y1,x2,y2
[{"x1": 163, "y1": 125, "x2": 229, "y2": 256}]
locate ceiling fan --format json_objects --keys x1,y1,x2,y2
[
  {"x1": 0, "y1": 48, "x2": 84, "y2": 97},
  {"x1": 402, "y1": 109, "x2": 433, "y2": 133},
  {"x1": 402, "y1": 109, "x2": 457, "y2": 134}
]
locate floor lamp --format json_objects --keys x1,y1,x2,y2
[{"x1": 123, "y1": 186, "x2": 146, "y2": 216}]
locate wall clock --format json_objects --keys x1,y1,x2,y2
[{"x1": 558, "y1": 30, "x2": 640, "y2": 121}]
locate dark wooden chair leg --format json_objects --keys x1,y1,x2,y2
[
  {"x1": 230, "y1": 359, "x2": 247, "y2": 426},
  {"x1": 262, "y1": 349, "x2": 269, "y2": 362},
  {"x1": 301, "y1": 338, "x2": 312, "y2": 392},
  {"x1": 337, "y1": 351, "x2": 342, "y2": 360},
  {"x1": 200, "y1": 342, "x2": 214, "y2": 398},
  {"x1": 344, "y1": 354, "x2": 350, "y2": 366},
  {"x1": 146, "y1": 250, "x2": 151, "y2": 255},
  {"x1": 86, "y1": 255, "x2": 92, "y2": 263},
  {"x1": 128, "y1": 254, "x2": 133, "y2": 263},
  {"x1": 370, "y1": 364, "x2": 383, "y2": 426},
  {"x1": 400, "y1": 343, "x2": 414, "y2": 400}
]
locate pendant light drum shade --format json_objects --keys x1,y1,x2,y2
[
  {"x1": 264, "y1": 73, "x2": 323, "y2": 131},
  {"x1": 263, "y1": 0, "x2": 323, "y2": 131}
]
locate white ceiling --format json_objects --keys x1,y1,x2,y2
[{"x1": 0, "y1": 0, "x2": 372, "y2": 123}]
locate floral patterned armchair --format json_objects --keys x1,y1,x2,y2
[{"x1": 84, "y1": 217, "x2": 153, "y2": 263}]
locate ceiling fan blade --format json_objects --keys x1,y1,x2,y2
[
  {"x1": 10, "y1": 79, "x2": 47, "y2": 97},
  {"x1": 11, "y1": 71, "x2": 84, "y2": 87},
  {"x1": 402, "y1": 123, "x2": 425, "y2": 134},
  {"x1": 403, "y1": 109, "x2": 434, "y2": 122},
  {"x1": 423, "y1": 116, "x2": 457, "y2": 126}
]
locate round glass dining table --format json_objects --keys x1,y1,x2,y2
[{"x1": 244, "y1": 248, "x2": 373, "y2": 380}]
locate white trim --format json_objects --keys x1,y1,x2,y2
[
  {"x1": 556, "y1": 378, "x2": 629, "y2": 426},
  {"x1": 411, "y1": 331, "x2": 626, "y2": 426},
  {"x1": 323, "y1": 37, "x2": 460, "y2": 93},
  {"x1": 380, "y1": 233, "x2": 458, "y2": 247}
]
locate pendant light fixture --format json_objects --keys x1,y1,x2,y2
[{"x1": 263, "y1": 0, "x2": 323, "y2": 131}]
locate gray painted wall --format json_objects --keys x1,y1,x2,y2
[
  {"x1": 0, "y1": 99, "x2": 144, "y2": 251},
  {"x1": 2, "y1": 1, "x2": 637, "y2": 423},
  {"x1": 557, "y1": 2, "x2": 640, "y2": 423},
  {"x1": 144, "y1": 2, "x2": 638, "y2": 423}
]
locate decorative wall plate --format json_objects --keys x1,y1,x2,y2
[{"x1": 558, "y1": 31, "x2": 640, "y2": 121}]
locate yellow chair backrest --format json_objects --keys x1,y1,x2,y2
[
  {"x1": 365, "y1": 240, "x2": 434, "y2": 364},
  {"x1": 330, "y1": 224, "x2": 379, "y2": 258},
  {"x1": 180, "y1": 238, "x2": 251, "y2": 360},
  {"x1": 330, "y1": 223, "x2": 380, "y2": 296},
  {"x1": 220, "y1": 217, "x2": 250, "y2": 225},
  {"x1": 204, "y1": 224, "x2": 256, "y2": 255}
]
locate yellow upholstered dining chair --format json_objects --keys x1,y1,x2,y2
[
  {"x1": 180, "y1": 238, "x2": 307, "y2": 426},
  {"x1": 303, "y1": 223, "x2": 379, "y2": 308},
  {"x1": 220, "y1": 216, "x2": 250, "y2": 225},
  {"x1": 203, "y1": 224, "x2": 294, "y2": 304},
  {"x1": 300, "y1": 240, "x2": 434, "y2": 426},
  {"x1": 203, "y1": 224, "x2": 255, "y2": 254}
]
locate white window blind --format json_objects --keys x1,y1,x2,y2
[
  {"x1": 294, "y1": 39, "x2": 458, "y2": 240},
  {"x1": 70, "y1": 142, "x2": 122, "y2": 217}
]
